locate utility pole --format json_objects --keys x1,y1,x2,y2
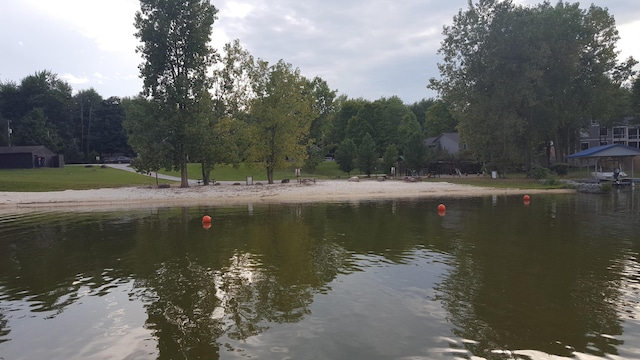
[{"x1": 7, "y1": 120, "x2": 11, "y2": 147}]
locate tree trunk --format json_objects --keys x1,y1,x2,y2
[
  {"x1": 180, "y1": 154, "x2": 189, "y2": 188},
  {"x1": 201, "y1": 162, "x2": 210, "y2": 185},
  {"x1": 267, "y1": 167, "x2": 274, "y2": 184}
]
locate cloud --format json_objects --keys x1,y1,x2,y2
[
  {"x1": 1, "y1": 0, "x2": 638, "y2": 103},
  {"x1": 61, "y1": 73, "x2": 89, "y2": 85}
]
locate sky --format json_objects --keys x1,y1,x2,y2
[{"x1": 2, "y1": 0, "x2": 639, "y2": 104}]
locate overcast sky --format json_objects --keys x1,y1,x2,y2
[{"x1": 2, "y1": 0, "x2": 639, "y2": 104}]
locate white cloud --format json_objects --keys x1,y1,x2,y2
[
  {"x1": 61, "y1": 73, "x2": 89, "y2": 85},
  {"x1": 21, "y1": 0, "x2": 139, "y2": 53},
  {"x1": 2, "y1": 0, "x2": 638, "y2": 102}
]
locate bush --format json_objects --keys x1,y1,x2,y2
[
  {"x1": 529, "y1": 166, "x2": 552, "y2": 179},
  {"x1": 550, "y1": 163, "x2": 569, "y2": 176}
]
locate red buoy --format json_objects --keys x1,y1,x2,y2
[
  {"x1": 523, "y1": 195, "x2": 531, "y2": 201},
  {"x1": 437, "y1": 204, "x2": 446, "y2": 212},
  {"x1": 202, "y1": 215, "x2": 212, "y2": 223}
]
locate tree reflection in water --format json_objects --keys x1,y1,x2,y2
[{"x1": 1, "y1": 194, "x2": 640, "y2": 359}]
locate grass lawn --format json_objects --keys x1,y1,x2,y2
[
  {"x1": 0, "y1": 165, "x2": 176, "y2": 192},
  {"x1": 0, "y1": 162, "x2": 569, "y2": 192}
]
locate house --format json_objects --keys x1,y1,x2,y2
[
  {"x1": 425, "y1": 132, "x2": 463, "y2": 155},
  {"x1": 0, "y1": 146, "x2": 64, "y2": 169},
  {"x1": 579, "y1": 118, "x2": 640, "y2": 150}
]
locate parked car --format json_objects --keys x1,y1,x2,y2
[
  {"x1": 114, "y1": 156, "x2": 132, "y2": 164},
  {"x1": 105, "y1": 156, "x2": 132, "y2": 164}
]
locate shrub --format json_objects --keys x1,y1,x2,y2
[
  {"x1": 550, "y1": 163, "x2": 569, "y2": 176},
  {"x1": 529, "y1": 166, "x2": 552, "y2": 179}
]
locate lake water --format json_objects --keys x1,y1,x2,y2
[{"x1": 1, "y1": 189, "x2": 640, "y2": 359}]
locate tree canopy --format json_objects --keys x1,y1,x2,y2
[
  {"x1": 247, "y1": 60, "x2": 318, "y2": 184},
  {"x1": 430, "y1": 0, "x2": 636, "y2": 172},
  {"x1": 132, "y1": 0, "x2": 218, "y2": 187}
]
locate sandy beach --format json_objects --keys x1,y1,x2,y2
[{"x1": 0, "y1": 179, "x2": 574, "y2": 213}]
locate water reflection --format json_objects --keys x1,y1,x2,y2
[{"x1": 0, "y1": 192, "x2": 639, "y2": 359}]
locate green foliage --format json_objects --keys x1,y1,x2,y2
[
  {"x1": 424, "y1": 101, "x2": 457, "y2": 137},
  {"x1": 407, "y1": 98, "x2": 436, "y2": 129},
  {"x1": 382, "y1": 144, "x2": 399, "y2": 175},
  {"x1": 632, "y1": 76, "x2": 640, "y2": 117},
  {"x1": 335, "y1": 138, "x2": 357, "y2": 175},
  {"x1": 528, "y1": 166, "x2": 552, "y2": 180},
  {"x1": 0, "y1": 71, "x2": 70, "y2": 152},
  {"x1": 549, "y1": 163, "x2": 569, "y2": 176},
  {"x1": 430, "y1": 0, "x2": 632, "y2": 169},
  {"x1": 356, "y1": 133, "x2": 378, "y2": 177},
  {"x1": 134, "y1": 0, "x2": 218, "y2": 187},
  {"x1": 327, "y1": 97, "x2": 365, "y2": 147},
  {"x1": 122, "y1": 97, "x2": 171, "y2": 174},
  {"x1": 247, "y1": 60, "x2": 317, "y2": 184},
  {"x1": 403, "y1": 132, "x2": 427, "y2": 172}
]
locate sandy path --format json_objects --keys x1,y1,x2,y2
[{"x1": 0, "y1": 179, "x2": 574, "y2": 213}]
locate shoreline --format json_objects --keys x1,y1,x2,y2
[{"x1": 0, "y1": 179, "x2": 575, "y2": 213}]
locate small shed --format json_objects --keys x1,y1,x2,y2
[
  {"x1": 567, "y1": 144, "x2": 640, "y2": 182},
  {"x1": 0, "y1": 146, "x2": 64, "y2": 169}
]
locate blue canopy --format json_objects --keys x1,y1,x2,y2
[{"x1": 566, "y1": 144, "x2": 640, "y2": 159}]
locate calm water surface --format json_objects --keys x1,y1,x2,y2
[{"x1": 1, "y1": 189, "x2": 640, "y2": 359}]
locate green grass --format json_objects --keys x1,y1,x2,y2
[
  {"x1": 0, "y1": 162, "x2": 569, "y2": 192},
  {"x1": 0, "y1": 165, "x2": 176, "y2": 192}
]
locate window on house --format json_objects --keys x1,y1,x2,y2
[
  {"x1": 629, "y1": 128, "x2": 639, "y2": 140},
  {"x1": 581, "y1": 143, "x2": 589, "y2": 150},
  {"x1": 600, "y1": 141, "x2": 608, "y2": 146},
  {"x1": 600, "y1": 127, "x2": 608, "y2": 136},
  {"x1": 629, "y1": 142, "x2": 639, "y2": 149},
  {"x1": 613, "y1": 127, "x2": 626, "y2": 139}
]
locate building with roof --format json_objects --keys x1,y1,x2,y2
[
  {"x1": 425, "y1": 132, "x2": 463, "y2": 155},
  {"x1": 579, "y1": 118, "x2": 640, "y2": 150},
  {"x1": 0, "y1": 146, "x2": 64, "y2": 169}
]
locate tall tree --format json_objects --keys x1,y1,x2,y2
[
  {"x1": 382, "y1": 144, "x2": 399, "y2": 176},
  {"x1": 356, "y1": 133, "x2": 378, "y2": 177},
  {"x1": 424, "y1": 101, "x2": 457, "y2": 137},
  {"x1": 430, "y1": 0, "x2": 630, "y2": 170},
  {"x1": 247, "y1": 60, "x2": 317, "y2": 184},
  {"x1": 72, "y1": 89, "x2": 103, "y2": 161},
  {"x1": 123, "y1": 96, "x2": 172, "y2": 181},
  {"x1": 305, "y1": 77, "x2": 337, "y2": 171},
  {"x1": 632, "y1": 76, "x2": 640, "y2": 119},
  {"x1": 133, "y1": 0, "x2": 218, "y2": 187},
  {"x1": 327, "y1": 97, "x2": 366, "y2": 147},
  {"x1": 335, "y1": 138, "x2": 357, "y2": 175},
  {"x1": 0, "y1": 71, "x2": 72, "y2": 152},
  {"x1": 404, "y1": 132, "x2": 427, "y2": 174},
  {"x1": 92, "y1": 97, "x2": 132, "y2": 158},
  {"x1": 408, "y1": 98, "x2": 436, "y2": 129}
]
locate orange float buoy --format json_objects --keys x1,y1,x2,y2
[
  {"x1": 438, "y1": 209, "x2": 446, "y2": 217},
  {"x1": 523, "y1": 195, "x2": 530, "y2": 201},
  {"x1": 202, "y1": 215, "x2": 212, "y2": 223},
  {"x1": 437, "y1": 204, "x2": 446, "y2": 212}
]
